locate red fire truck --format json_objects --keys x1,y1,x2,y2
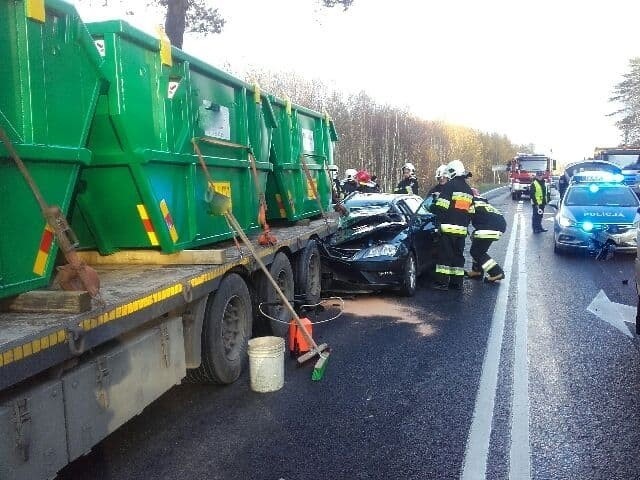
[{"x1": 507, "y1": 153, "x2": 555, "y2": 200}]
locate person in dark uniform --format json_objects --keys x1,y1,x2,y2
[
  {"x1": 427, "y1": 164, "x2": 449, "y2": 197},
  {"x1": 342, "y1": 168, "x2": 358, "y2": 196},
  {"x1": 430, "y1": 159, "x2": 474, "y2": 291},
  {"x1": 530, "y1": 171, "x2": 547, "y2": 233},
  {"x1": 394, "y1": 162, "x2": 419, "y2": 195},
  {"x1": 355, "y1": 170, "x2": 379, "y2": 193},
  {"x1": 467, "y1": 190, "x2": 507, "y2": 282}
]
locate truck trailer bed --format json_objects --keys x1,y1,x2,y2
[{"x1": 0, "y1": 217, "x2": 336, "y2": 391}]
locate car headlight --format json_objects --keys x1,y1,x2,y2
[
  {"x1": 353, "y1": 244, "x2": 399, "y2": 260},
  {"x1": 557, "y1": 214, "x2": 575, "y2": 227}
]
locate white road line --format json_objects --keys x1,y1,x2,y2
[
  {"x1": 461, "y1": 211, "x2": 519, "y2": 480},
  {"x1": 510, "y1": 213, "x2": 531, "y2": 479}
]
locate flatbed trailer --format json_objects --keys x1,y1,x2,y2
[{"x1": 0, "y1": 217, "x2": 336, "y2": 480}]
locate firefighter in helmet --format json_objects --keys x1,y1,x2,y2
[
  {"x1": 342, "y1": 168, "x2": 358, "y2": 196},
  {"x1": 467, "y1": 188, "x2": 507, "y2": 282},
  {"x1": 394, "y1": 162, "x2": 419, "y2": 195},
  {"x1": 430, "y1": 159, "x2": 474, "y2": 290},
  {"x1": 355, "y1": 170, "x2": 379, "y2": 193},
  {"x1": 427, "y1": 164, "x2": 449, "y2": 197}
]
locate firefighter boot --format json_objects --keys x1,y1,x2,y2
[
  {"x1": 485, "y1": 265, "x2": 505, "y2": 283},
  {"x1": 465, "y1": 263, "x2": 483, "y2": 280}
]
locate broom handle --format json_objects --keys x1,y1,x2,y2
[{"x1": 224, "y1": 212, "x2": 320, "y2": 352}]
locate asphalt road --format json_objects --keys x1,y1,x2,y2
[{"x1": 57, "y1": 188, "x2": 640, "y2": 480}]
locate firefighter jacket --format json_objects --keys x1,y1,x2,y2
[
  {"x1": 471, "y1": 196, "x2": 507, "y2": 240},
  {"x1": 530, "y1": 178, "x2": 546, "y2": 206},
  {"x1": 431, "y1": 176, "x2": 474, "y2": 236},
  {"x1": 427, "y1": 182, "x2": 446, "y2": 197},
  {"x1": 394, "y1": 176, "x2": 420, "y2": 195}
]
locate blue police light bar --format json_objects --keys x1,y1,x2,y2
[{"x1": 571, "y1": 171, "x2": 625, "y2": 184}]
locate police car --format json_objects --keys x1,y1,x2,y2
[{"x1": 553, "y1": 171, "x2": 640, "y2": 254}]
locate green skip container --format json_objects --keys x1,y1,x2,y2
[
  {"x1": 0, "y1": 0, "x2": 104, "y2": 299},
  {"x1": 71, "y1": 20, "x2": 274, "y2": 255},
  {"x1": 266, "y1": 97, "x2": 338, "y2": 222}
]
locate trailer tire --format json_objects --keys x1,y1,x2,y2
[
  {"x1": 295, "y1": 239, "x2": 322, "y2": 305},
  {"x1": 257, "y1": 252, "x2": 295, "y2": 337},
  {"x1": 185, "y1": 273, "x2": 252, "y2": 384}
]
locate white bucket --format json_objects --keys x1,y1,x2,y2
[{"x1": 247, "y1": 336, "x2": 285, "y2": 393}]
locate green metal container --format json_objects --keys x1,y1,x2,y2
[
  {"x1": 0, "y1": 0, "x2": 104, "y2": 299},
  {"x1": 266, "y1": 97, "x2": 338, "y2": 222},
  {"x1": 71, "y1": 21, "x2": 274, "y2": 254}
]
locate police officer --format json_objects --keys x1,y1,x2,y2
[
  {"x1": 427, "y1": 164, "x2": 449, "y2": 197},
  {"x1": 430, "y1": 159, "x2": 474, "y2": 290},
  {"x1": 530, "y1": 171, "x2": 547, "y2": 233},
  {"x1": 467, "y1": 190, "x2": 507, "y2": 282},
  {"x1": 394, "y1": 162, "x2": 419, "y2": 195}
]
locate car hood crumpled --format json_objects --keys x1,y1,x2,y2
[{"x1": 330, "y1": 213, "x2": 406, "y2": 246}]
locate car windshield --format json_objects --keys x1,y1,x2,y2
[
  {"x1": 344, "y1": 197, "x2": 392, "y2": 213},
  {"x1": 564, "y1": 185, "x2": 638, "y2": 207},
  {"x1": 518, "y1": 159, "x2": 548, "y2": 172}
]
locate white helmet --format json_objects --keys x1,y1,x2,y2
[
  {"x1": 402, "y1": 162, "x2": 416, "y2": 174},
  {"x1": 435, "y1": 164, "x2": 448, "y2": 179},
  {"x1": 344, "y1": 168, "x2": 358, "y2": 181},
  {"x1": 446, "y1": 159, "x2": 467, "y2": 179}
]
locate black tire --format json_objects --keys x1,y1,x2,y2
[
  {"x1": 185, "y1": 273, "x2": 252, "y2": 384},
  {"x1": 399, "y1": 252, "x2": 417, "y2": 297},
  {"x1": 294, "y1": 239, "x2": 322, "y2": 305},
  {"x1": 257, "y1": 252, "x2": 295, "y2": 337},
  {"x1": 511, "y1": 191, "x2": 517, "y2": 200}
]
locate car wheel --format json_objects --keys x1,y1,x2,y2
[
  {"x1": 553, "y1": 240, "x2": 562, "y2": 255},
  {"x1": 294, "y1": 239, "x2": 321, "y2": 305},
  {"x1": 399, "y1": 253, "x2": 417, "y2": 297},
  {"x1": 511, "y1": 191, "x2": 517, "y2": 200}
]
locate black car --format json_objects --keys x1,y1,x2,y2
[
  {"x1": 558, "y1": 160, "x2": 621, "y2": 199},
  {"x1": 319, "y1": 193, "x2": 439, "y2": 296}
]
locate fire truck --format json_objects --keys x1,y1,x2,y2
[{"x1": 507, "y1": 153, "x2": 555, "y2": 200}]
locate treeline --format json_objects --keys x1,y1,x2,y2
[{"x1": 248, "y1": 70, "x2": 532, "y2": 192}]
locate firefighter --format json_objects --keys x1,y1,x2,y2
[
  {"x1": 430, "y1": 159, "x2": 474, "y2": 290},
  {"x1": 427, "y1": 164, "x2": 449, "y2": 197},
  {"x1": 355, "y1": 170, "x2": 379, "y2": 193},
  {"x1": 530, "y1": 170, "x2": 547, "y2": 233},
  {"x1": 467, "y1": 190, "x2": 507, "y2": 282},
  {"x1": 342, "y1": 168, "x2": 358, "y2": 196},
  {"x1": 394, "y1": 162, "x2": 419, "y2": 195}
]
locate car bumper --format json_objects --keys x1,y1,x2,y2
[
  {"x1": 554, "y1": 224, "x2": 637, "y2": 253},
  {"x1": 320, "y1": 253, "x2": 406, "y2": 290}
]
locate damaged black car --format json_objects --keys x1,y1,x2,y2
[{"x1": 319, "y1": 193, "x2": 439, "y2": 296}]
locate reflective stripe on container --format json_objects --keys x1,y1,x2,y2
[
  {"x1": 33, "y1": 224, "x2": 54, "y2": 276},
  {"x1": 137, "y1": 204, "x2": 160, "y2": 246}
]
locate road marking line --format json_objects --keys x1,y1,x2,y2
[
  {"x1": 461, "y1": 210, "x2": 519, "y2": 480},
  {"x1": 510, "y1": 212, "x2": 531, "y2": 479}
]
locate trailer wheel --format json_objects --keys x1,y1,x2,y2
[
  {"x1": 186, "y1": 273, "x2": 252, "y2": 384},
  {"x1": 257, "y1": 252, "x2": 295, "y2": 337},
  {"x1": 295, "y1": 239, "x2": 322, "y2": 305}
]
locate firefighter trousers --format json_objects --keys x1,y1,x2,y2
[
  {"x1": 469, "y1": 238, "x2": 503, "y2": 277},
  {"x1": 434, "y1": 234, "x2": 466, "y2": 287}
]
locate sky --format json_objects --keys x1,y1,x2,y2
[{"x1": 73, "y1": 0, "x2": 640, "y2": 165}]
